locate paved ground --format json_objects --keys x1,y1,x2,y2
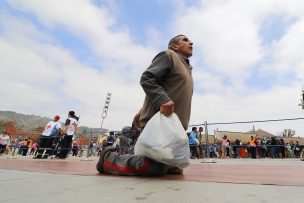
[{"x1": 0, "y1": 154, "x2": 304, "y2": 203}]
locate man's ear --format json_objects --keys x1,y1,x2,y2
[{"x1": 171, "y1": 44, "x2": 178, "y2": 51}]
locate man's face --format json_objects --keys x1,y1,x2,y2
[{"x1": 172, "y1": 36, "x2": 193, "y2": 58}]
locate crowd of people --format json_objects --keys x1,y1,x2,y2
[
  {"x1": 1, "y1": 125, "x2": 304, "y2": 161},
  {"x1": 187, "y1": 127, "x2": 304, "y2": 160},
  {"x1": 0, "y1": 111, "x2": 79, "y2": 159},
  {"x1": 0, "y1": 125, "x2": 136, "y2": 159}
]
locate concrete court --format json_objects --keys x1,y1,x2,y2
[{"x1": 0, "y1": 155, "x2": 304, "y2": 203}]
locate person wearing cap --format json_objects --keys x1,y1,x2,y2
[
  {"x1": 119, "y1": 126, "x2": 133, "y2": 154},
  {"x1": 57, "y1": 111, "x2": 78, "y2": 159},
  {"x1": 97, "y1": 34, "x2": 194, "y2": 176},
  {"x1": 34, "y1": 115, "x2": 62, "y2": 159}
]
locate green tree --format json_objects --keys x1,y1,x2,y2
[
  {"x1": 299, "y1": 88, "x2": 304, "y2": 109},
  {"x1": 0, "y1": 119, "x2": 8, "y2": 132},
  {"x1": 282, "y1": 129, "x2": 295, "y2": 137}
]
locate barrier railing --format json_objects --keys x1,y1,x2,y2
[
  {"x1": 189, "y1": 117, "x2": 304, "y2": 159},
  {"x1": 2, "y1": 117, "x2": 304, "y2": 161}
]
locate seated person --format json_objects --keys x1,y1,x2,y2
[{"x1": 34, "y1": 115, "x2": 61, "y2": 159}]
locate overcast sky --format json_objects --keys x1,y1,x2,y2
[{"x1": 1, "y1": 0, "x2": 304, "y2": 136}]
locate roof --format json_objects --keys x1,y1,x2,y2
[
  {"x1": 254, "y1": 129, "x2": 274, "y2": 139},
  {"x1": 214, "y1": 130, "x2": 256, "y2": 143},
  {"x1": 280, "y1": 136, "x2": 304, "y2": 145},
  {"x1": 198, "y1": 134, "x2": 216, "y2": 144}
]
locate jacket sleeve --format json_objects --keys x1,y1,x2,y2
[{"x1": 140, "y1": 51, "x2": 172, "y2": 110}]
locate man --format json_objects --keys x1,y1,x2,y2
[
  {"x1": 57, "y1": 111, "x2": 78, "y2": 159},
  {"x1": 189, "y1": 127, "x2": 199, "y2": 159},
  {"x1": 197, "y1": 127, "x2": 205, "y2": 158},
  {"x1": 233, "y1": 139, "x2": 240, "y2": 158},
  {"x1": 119, "y1": 126, "x2": 133, "y2": 154},
  {"x1": 248, "y1": 136, "x2": 257, "y2": 159},
  {"x1": 106, "y1": 131, "x2": 115, "y2": 146},
  {"x1": 34, "y1": 115, "x2": 61, "y2": 159},
  {"x1": 139, "y1": 35, "x2": 193, "y2": 130},
  {"x1": 295, "y1": 141, "x2": 301, "y2": 158},
  {"x1": 97, "y1": 34, "x2": 194, "y2": 176},
  {"x1": 21, "y1": 138, "x2": 31, "y2": 156}
]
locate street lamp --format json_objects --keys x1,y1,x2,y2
[
  {"x1": 299, "y1": 88, "x2": 304, "y2": 109},
  {"x1": 100, "y1": 92, "x2": 112, "y2": 133}
]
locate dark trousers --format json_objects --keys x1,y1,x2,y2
[
  {"x1": 58, "y1": 135, "x2": 73, "y2": 158},
  {"x1": 22, "y1": 147, "x2": 29, "y2": 156},
  {"x1": 260, "y1": 147, "x2": 266, "y2": 158},
  {"x1": 233, "y1": 147, "x2": 239, "y2": 158},
  {"x1": 226, "y1": 147, "x2": 230, "y2": 157},
  {"x1": 190, "y1": 145, "x2": 198, "y2": 158},
  {"x1": 250, "y1": 147, "x2": 256, "y2": 159},
  {"x1": 72, "y1": 147, "x2": 78, "y2": 156},
  {"x1": 0, "y1": 144, "x2": 6, "y2": 154},
  {"x1": 36, "y1": 136, "x2": 54, "y2": 158},
  {"x1": 29, "y1": 148, "x2": 35, "y2": 155},
  {"x1": 97, "y1": 150, "x2": 182, "y2": 176}
]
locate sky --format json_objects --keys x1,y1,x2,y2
[{"x1": 1, "y1": 0, "x2": 304, "y2": 137}]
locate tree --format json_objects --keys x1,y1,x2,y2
[
  {"x1": 299, "y1": 88, "x2": 304, "y2": 109},
  {"x1": 0, "y1": 119, "x2": 8, "y2": 131},
  {"x1": 282, "y1": 129, "x2": 295, "y2": 137}
]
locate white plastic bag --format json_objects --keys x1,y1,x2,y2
[{"x1": 134, "y1": 112, "x2": 190, "y2": 168}]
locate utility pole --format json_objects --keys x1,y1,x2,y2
[
  {"x1": 204, "y1": 121, "x2": 209, "y2": 158},
  {"x1": 201, "y1": 121, "x2": 216, "y2": 163}
]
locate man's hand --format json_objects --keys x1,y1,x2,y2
[{"x1": 160, "y1": 101, "x2": 174, "y2": 116}]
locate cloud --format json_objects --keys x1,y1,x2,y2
[
  {"x1": 1, "y1": 0, "x2": 304, "y2": 136},
  {"x1": 266, "y1": 18, "x2": 304, "y2": 80},
  {"x1": 7, "y1": 0, "x2": 156, "y2": 69},
  {"x1": 190, "y1": 82, "x2": 304, "y2": 135},
  {"x1": 172, "y1": 0, "x2": 304, "y2": 135},
  {"x1": 0, "y1": 7, "x2": 145, "y2": 129},
  {"x1": 173, "y1": 1, "x2": 262, "y2": 82}
]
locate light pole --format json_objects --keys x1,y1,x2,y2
[
  {"x1": 100, "y1": 92, "x2": 112, "y2": 134},
  {"x1": 300, "y1": 88, "x2": 304, "y2": 161},
  {"x1": 81, "y1": 92, "x2": 112, "y2": 161},
  {"x1": 299, "y1": 88, "x2": 304, "y2": 109}
]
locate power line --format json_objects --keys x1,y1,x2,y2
[{"x1": 189, "y1": 117, "x2": 304, "y2": 127}]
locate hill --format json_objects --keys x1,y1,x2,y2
[{"x1": 0, "y1": 111, "x2": 105, "y2": 135}]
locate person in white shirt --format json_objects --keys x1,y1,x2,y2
[
  {"x1": 57, "y1": 111, "x2": 78, "y2": 159},
  {"x1": 221, "y1": 135, "x2": 228, "y2": 159},
  {"x1": 34, "y1": 115, "x2": 61, "y2": 159},
  {"x1": 0, "y1": 132, "x2": 10, "y2": 155}
]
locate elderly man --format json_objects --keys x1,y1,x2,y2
[
  {"x1": 139, "y1": 34, "x2": 193, "y2": 130},
  {"x1": 97, "y1": 34, "x2": 194, "y2": 176}
]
